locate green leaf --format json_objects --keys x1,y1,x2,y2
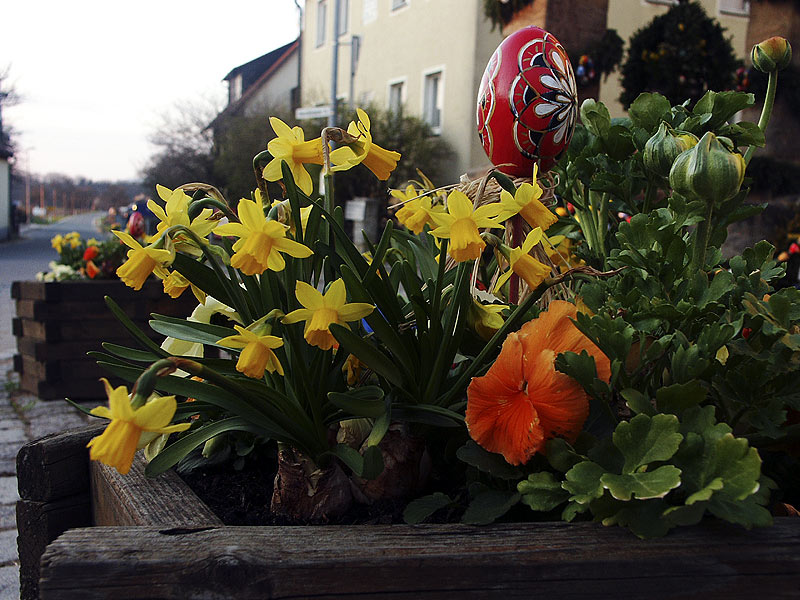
[
  {"x1": 518, "y1": 472, "x2": 570, "y2": 511},
  {"x1": 621, "y1": 388, "x2": 655, "y2": 416},
  {"x1": 145, "y1": 417, "x2": 261, "y2": 476},
  {"x1": 366, "y1": 411, "x2": 391, "y2": 447},
  {"x1": 613, "y1": 413, "x2": 683, "y2": 474},
  {"x1": 149, "y1": 317, "x2": 237, "y2": 348},
  {"x1": 599, "y1": 498, "x2": 673, "y2": 539},
  {"x1": 361, "y1": 445, "x2": 385, "y2": 480},
  {"x1": 628, "y1": 93, "x2": 671, "y2": 132},
  {"x1": 392, "y1": 403, "x2": 464, "y2": 427},
  {"x1": 101, "y1": 343, "x2": 159, "y2": 362},
  {"x1": 580, "y1": 98, "x2": 611, "y2": 138},
  {"x1": 172, "y1": 252, "x2": 234, "y2": 308},
  {"x1": 456, "y1": 440, "x2": 523, "y2": 480},
  {"x1": 563, "y1": 461, "x2": 606, "y2": 504},
  {"x1": 545, "y1": 438, "x2": 587, "y2": 473},
  {"x1": 685, "y1": 477, "x2": 724, "y2": 505},
  {"x1": 461, "y1": 490, "x2": 520, "y2": 525},
  {"x1": 329, "y1": 323, "x2": 404, "y2": 387},
  {"x1": 327, "y1": 386, "x2": 386, "y2": 418},
  {"x1": 104, "y1": 297, "x2": 169, "y2": 357},
  {"x1": 403, "y1": 492, "x2": 453, "y2": 524},
  {"x1": 600, "y1": 465, "x2": 682, "y2": 500},
  {"x1": 656, "y1": 381, "x2": 707, "y2": 416},
  {"x1": 330, "y1": 444, "x2": 364, "y2": 477}
]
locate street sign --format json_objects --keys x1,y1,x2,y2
[{"x1": 295, "y1": 105, "x2": 333, "y2": 120}]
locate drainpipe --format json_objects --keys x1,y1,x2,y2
[
  {"x1": 330, "y1": 0, "x2": 340, "y2": 128},
  {"x1": 293, "y1": 0, "x2": 302, "y2": 110}
]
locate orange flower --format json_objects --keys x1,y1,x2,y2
[
  {"x1": 83, "y1": 246, "x2": 99, "y2": 261},
  {"x1": 85, "y1": 260, "x2": 101, "y2": 279},
  {"x1": 465, "y1": 300, "x2": 611, "y2": 466}
]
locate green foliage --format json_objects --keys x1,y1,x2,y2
[
  {"x1": 619, "y1": 1, "x2": 739, "y2": 108},
  {"x1": 481, "y1": 0, "x2": 535, "y2": 30}
]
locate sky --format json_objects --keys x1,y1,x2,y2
[{"x1": 1, "y1": 1, "x2": 301, "y2": 182}]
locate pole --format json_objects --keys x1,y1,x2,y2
[
  {"x1": 294, "y1": 0, "x2": 303, "y2": 110},
  {"x1": 329, "y1": 0, "x2": 340, "y2": 129},
  {"x1": 350, "y1": 35, "x2": 360, "y2": 109}
]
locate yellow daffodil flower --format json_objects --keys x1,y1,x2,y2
[
  {"x1": 214, "y1": 197, "x2": 313, "y2": 276},
  {"x1": 430, "y1": 190, "x2": 504, "y2": 263},
  {"x1": 51, "y1": 235, "x2": 64, "y2": 253},
  {"x1": 392, "y1": 185, "x2": 444, "y2": 234},
  {"x1": 283, "y1": 279, "x2": 374, "y2": 351},
  {"x1": 270, "y1": 197, "x2": 312, "y2": 238},
  {"x1": 494, "y1": 228, "x2": 552, "y2": 293},
  {"x1": 113, "y1": 229, "x2": 174, "y2": 290},
  {"x1": 87, "y1": 237, "x2": 99, "y2": 247},
  {"x1": 468, "y1": 300, "x2": 508, "y2": 341},
  {"x1": 158, "y1": 270, "x2": 206, "y2": 304},
  {"x1": 162, "y1": 297, "x2": 240, "y2": 359},
  {"x1": 330, "y1": 109, "x2": 401, "y2": 180},
  {"x1": 343, "y1": 353, "x2": 367, "y2": 385},
  {"x1": 148, "y1": 185, "x2": 217, "y2": 254},
  {"x1": 87, "y1": 379, "x2": 191, "y2": 475},
  {"x1": 65, "y1": 232, "x2": 81, "y2": 248},
  {"x1": 217, "y1": 325, "x2": 284, "y2": 378},
  {"x1": 262, "y1": 117, "x2": 324, "y2": 196},
  {"x1": 496, "y1": 166, "x2": 557, "y2": 231}
]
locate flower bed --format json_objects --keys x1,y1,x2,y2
[{"x1": 16, "y1": 428, "x2": 800, "y2": 599}]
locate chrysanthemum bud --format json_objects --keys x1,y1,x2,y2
[
  {"x1": 669, "y1": 132, "x2": 746, "y2": 204},
  {"x1": 643, "y1": 122, "x2": 699, "y2": 179},
  {"x1": 751, "y1": 36, "x2": 792, "y2": 73}
]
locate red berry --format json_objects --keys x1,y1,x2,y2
[
  {"x1": 567, "y1": 202, "x2": 575, "y2": 214},
  {"x1": 742, "y1": 327, "x2": 752, "y2": 339},
  {"x1": 790, "y1": 242, "x2": 800, "y2": 254}
]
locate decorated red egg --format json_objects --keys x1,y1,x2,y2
[{"x1": 477, "y1": 26, "x2": 578, "y2": 176}]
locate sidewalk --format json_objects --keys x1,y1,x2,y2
[{"x1": 0, "y1": 357, "x2": 89, "y2": 599}]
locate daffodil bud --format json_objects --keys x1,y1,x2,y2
[
  {"x1": 751, "y1": 36, "x2": 792, "y2": 73},
  {"x1": 643, "y1": 122, "x2": 699, "y2": 178},
  {"x1": 669, "y1": 132, "x2": 746, "y2": 204}
]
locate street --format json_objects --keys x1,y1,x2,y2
[{"x1": 0, "y1": 211, "x2": 106, "y2": 360}]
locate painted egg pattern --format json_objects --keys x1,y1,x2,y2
[{"x1": 477, "y1": 26, "x2": 578, "y2": 175}]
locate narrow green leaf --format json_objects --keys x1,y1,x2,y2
[
  {"x1": 327, "y1": 386, "x2": 386, "y2": 418},
  {"x1": 104, "y1": 297, "x2": 169, "y2": 357},
  {"x1": 101, "y1": 343, "x2": 159, "y2": 362},
  {"x1": 361, "y1": 445, "x2": 385, "y2": 480},
  {"x1": 330, "y1": 444, "x2": 364, "y2": 477},
  {"x1": 145, "y1": 417, "x2": 263, "y2": 476},
  {"x1": 329, "y1": 323, "x2": 404, "y2": 387},
  {"x1": 392, "y1": 403, "x2": 464, "y2": 427}
]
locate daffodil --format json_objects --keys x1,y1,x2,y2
[
  {"x1": 494, "y1": 228, "x2": 552, "y2": 293},
  {"x1": 330, "y1": 109, "x2": 401, "y2": 180},
  {"x1": 270, "y1": 197, "x2": 312, "y2": 238},
  {"x1": 113, "y1": 229, "x2": 174, "y2": 290},
  {"x1": 496, "y1": 166, "x2": 557, "y2": 231},
  {"x1": 429, "y1": 190, "x2": 504, "y2": 262},
  {"x1": 468, "y1": 300, "x2": 508, "y2": 341},
  {"x1": 262, "y1": 117, "x2": 324, "y2": 196},
  {"x1": 392, "y1": 185, "x2": 444, "y2": 234},
  {"x1": 214, "y1": 197, "x2": 313, "y2": 275},
  {"x1": 87, "y1": 379, "x2": 191, "y2": 475},
  {"x1": 283, "y1": 279, "x2": 374, "y2": 351},
  {"x1": 51, "y1": 235, "x2": 64, "y2": 253},
  {"x1": 148, "y1": 185, "x2": 217, "y2": 254},
  {"x1": 162, "y1": 297, "x2": 240, "y2": 359},
  {"x1": 343, "y1": 353, "x2": 367, "y2": 385},
  {"x1": 218, "y1": 325, "x2": 284, "y2": 378},
  {"x1": 159, "y1": 270, "x2": 206, "y2": 304}
]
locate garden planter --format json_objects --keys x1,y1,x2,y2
[
  {"x1": 16, "y1": 427, "x2": 800, "y2": 600},
  {"x1": 11, "y1": 280, "x2": 195, "y2": 400}
]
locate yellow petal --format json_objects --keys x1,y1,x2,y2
[
  {"x1": 338, "y1": 302, "x2": 374, "y2": 321},
  {"x1": 270, "y1": 116, "x2": 295, "y2": 139},
  {"x1": 295, "y1": 281, "x2": 324, "y2": 310},
  {"x1": 133, "y1": 395, "x2": 178, "y2": 430},
  {"x1": 323, "y1": 279, "x2": 347, "y2": 308},
  {"x1": 447, "y1": 191, "x2": 473, "y2": 219}
]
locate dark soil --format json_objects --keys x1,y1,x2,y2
[{"x1": 179, "y1": 454, "x2": 408, "y2": 526}]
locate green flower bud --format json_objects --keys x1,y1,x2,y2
[
  {"x1": 751, "y1": 36, "x2": 792, "y2": 73},
  {"x1": 669, "y1": 132, "x2": 746, "y2": 204},
  {"x1": 643, "y1": 122, "x2": 699, "y2": 179}
]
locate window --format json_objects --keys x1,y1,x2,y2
[
  {"x1": 337, "y1": 0, "x2": 349, "y2": 35},
  {"x1": 391, "y1": 0, "x2": 409, "y2": 11},
  {"x1": 388, "y1": 80, "x2": 405, "y2": 114},
  {"x1": 423, "y1": 70, "x2": 443, "y2": 133},
  {"x1": 363, "y1": 0, "x2": 377, "y2": 24},
  {"x1": 230, "y1": 74, "x2": 243, "y2": 104},
  {"x1": 719, "y1": 0, "x2": 749, "y2": 15},
  {"x1": 316, "y1": 0, "x2": 327, "y2": 47}
]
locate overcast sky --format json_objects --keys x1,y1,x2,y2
[{"x1": 2, "y1": 1, "x2": 301, "y2": 182}]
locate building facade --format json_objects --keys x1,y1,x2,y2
[{"x1": 301, "y1": 0, "x2": 503, "y2": 184}]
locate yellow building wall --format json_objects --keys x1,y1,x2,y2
[{"x1": 600, "y1": 0, "x2": 750, "y2": 117}]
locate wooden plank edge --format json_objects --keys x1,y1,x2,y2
[
  {"x1": 38, "y1": 519, "x2": 800, "y2": 599},
  {"x1": 91, "y1": 454, "x2": 223, "y2": 527}
]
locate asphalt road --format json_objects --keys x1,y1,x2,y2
[{"x1": 0, "y1": 211, "x2": 106, "y2": 360}]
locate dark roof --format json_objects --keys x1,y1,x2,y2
[{"x1": 223, "y1": 39, "x2": 298, "y2": 95}]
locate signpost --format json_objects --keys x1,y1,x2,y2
[{"x1": 294, "y1": 105, "x2": 333, "y2": 120}]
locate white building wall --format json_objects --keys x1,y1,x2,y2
[{"x1": 242, "y1": 52, "x2": 300, "y2": 115}]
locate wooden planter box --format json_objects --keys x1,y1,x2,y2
[
  {"x1": 16, "y1": 427, "x2": 800, "y2": 599},
  {"x1": 11, "y1": 280, "x2": 196, "y2": 400}
]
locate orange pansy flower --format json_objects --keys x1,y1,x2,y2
[{"x1": 465, "y1": 300, "x2": 611, "y2": 466}]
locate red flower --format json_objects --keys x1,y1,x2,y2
[
  {"x1": 789, "y1": 242, "x2": 800, "y2": 255},
  {"x1": 466, "y1": 301, "x2": 611, "y2": 465},
  {"x1": 83, "y1": 246, "x2": 99, "y2": 261}
]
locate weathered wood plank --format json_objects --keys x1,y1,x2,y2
[
  {"x1": 39, "y1": 519, "x2": 800, "y2": 599},
  {"x1": 18, "y1": 374, "x2": 111, "y2": 401},
  {"x1": 17, "y1": 425, "x2": 105, "y2": 502},
  {"x1": 91, "y1": 455, "x2": 223, "y2": 527},
  {"x1": 16, "y1": 494, "x2": 91, "y2": 600}
]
